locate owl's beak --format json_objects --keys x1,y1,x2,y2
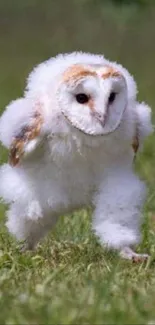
[{"x1": 94, "y1": 111, "x2": 107, "y2": 127}]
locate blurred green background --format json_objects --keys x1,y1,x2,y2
[{"x1": 0, "y1": 0, "x2": 155, "y2": 109}]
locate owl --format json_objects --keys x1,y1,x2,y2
[{"x1": 0, "y1": 52, "x2": 153, "y2": 261}]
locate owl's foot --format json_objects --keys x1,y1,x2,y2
[
  {"x1": 120, "y1": 247, "x2": 149, "y2": 262},
  {"x1": 19, "y1": 239, "x2": 37, "y2": 252}
]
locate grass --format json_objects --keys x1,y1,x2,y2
[
  {"x1": 1, "y1": 201, "x2": 155, "y2": 324},
  {"x1": 1, "y1": 206, "x2": 155, "y2": 325},
  {"x1": 1, "y1": 0, "x2": 155, "y2": 323}
]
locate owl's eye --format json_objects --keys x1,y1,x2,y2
[
  {"x1": 108, "y1": 92, "x2": 116, "y2": 104},
  {"x1": 76, "y1": 93, "x2": 89, "y2": 104}
]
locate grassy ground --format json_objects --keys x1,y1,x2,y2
[{"x1": 1, "y1": 1, "x2": 155, "y2": 324}]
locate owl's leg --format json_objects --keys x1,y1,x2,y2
[
  {"x1": 20, "y1": 220, "x2": 56, "y2": 251},
  {"x1": 6, "y1": 203, "x2": 58, "y2": 251},
  {"x1": 93, "y1": 165, "x2": 149, "y2": 261},
  {"x1": 19, "y1": 222, "x2": 52, "y2": 251}
]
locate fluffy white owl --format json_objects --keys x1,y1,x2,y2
[{"x1": 0, "y1": 52, "x2": 153, "y2": 261}]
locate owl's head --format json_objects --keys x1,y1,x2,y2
[
  {"x1": 26, "y1": 52, "x2": 137, "y2": 137},
  {"x1": 56, "y1": 63, "x2": 128, "y2": 135},
  {"x1": 0, "y1": 52, "x2": 152, "y2": 165}
]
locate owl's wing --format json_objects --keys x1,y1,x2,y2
[
  {"x1": 9, "y1": 110, "x2": 43, "y2": 166},
  {"x1": 132, "y1": 102, "x2": 153, "y2": 154},
  {"x1": 0, "y1": 98, "x2": 45, "y2": 166}
]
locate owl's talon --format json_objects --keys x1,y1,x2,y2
[
  {"x1": 120, "y1": 247, "x2": 149, "y2": 262},
  {"x1": 132, "y1": 254, "x2": 149, "y2": 263}
]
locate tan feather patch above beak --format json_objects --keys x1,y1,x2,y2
[
  {"x1": 62, "y1": 64, "x2": 97, "y2": 83},
  {"x1": 99, "y1": 66, "x2": 121, "y2": 79},
  {"x1": 62, "y1": 64, "x2": 121, "y2": 84},
  {"x1": 9, "y1": 110, "x2": 43, "y2": 166}
]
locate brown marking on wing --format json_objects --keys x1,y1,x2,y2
[
  {"x1": 99, "y1": 66, "x2": 121, "y2": 79},
  {"x1": 9, "y1": 110, "x2": 43, "y2": 166},
  {"x1": 132, "y1": 134, "x2": 139, "y2": 154},
  {"x1": 132, "y1": 125, "x2": 139, "y2": 161},
  {"x1": 62, "y1": 64, "x2": 97, "y2": 83}
]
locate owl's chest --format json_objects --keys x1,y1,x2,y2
[
  {"x1": 45, "y1": 132, "x2": 129, "y2": 186},
  {"x1": 28, "y1": 150, "x2": 101, "y2": 209},
  {"x1": 50, "y1": 154, "x2": 103, "y2": 207},
  {"x1": 50, "y1": 142, "x2": 106, "y2": 194},
  {"x1": 27, "y1": 134, "x2": 132, "y2": 209}
]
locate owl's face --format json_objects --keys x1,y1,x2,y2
[{"x1": 57, "y1": 64, "x2": 128, "y2": 136}]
